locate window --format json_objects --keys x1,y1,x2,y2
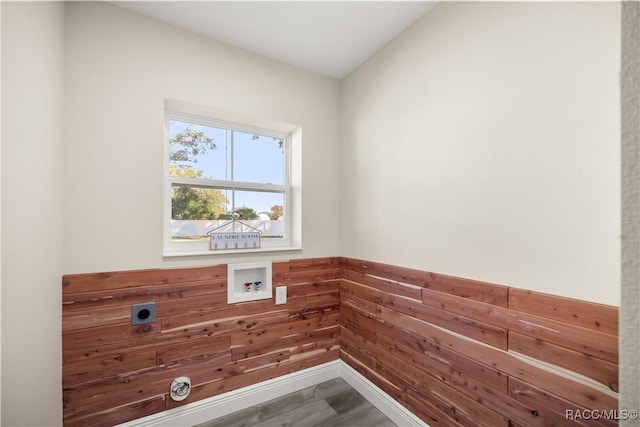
[{"x1": 164, "y1": 108, "x2": 299, "y2": 256}]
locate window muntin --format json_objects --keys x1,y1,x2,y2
[{"x1": 165, "y1": 111, "x2": 291, "y2": 255}]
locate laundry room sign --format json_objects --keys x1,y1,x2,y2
[{"x1": 209, "y1": 232, "x2": 261, "y2": 250}]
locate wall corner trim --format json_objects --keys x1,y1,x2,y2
[{"x1": 114, "y1": 360, "x2": 426, "y2": 427}]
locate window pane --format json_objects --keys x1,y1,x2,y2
[
  {"x1": 165, "y1": 111, "x2": 294, "y2": 254},
  {"x1": 232, "y1": 190, "x2": 285, "y2": 238},
  {"x1": 171, "y1": 184, "x2": 229, "y2": 241},
  {"x1": 233, "y1": 131, "x2": 284, "y2": 185},
  {"x1": 171, "y1": 185, "x2": 285, "y2": 241},
  {"x1": 168, "y1": 120, "x2": 229, "y2": 180}
]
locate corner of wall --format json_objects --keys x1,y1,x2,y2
[{"x1": 620, "y1": 1, "x2": 640, "y2": 423}]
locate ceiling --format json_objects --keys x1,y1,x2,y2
[{"x1": 110, "y1": 1, "x2": 439, "y2": 80}]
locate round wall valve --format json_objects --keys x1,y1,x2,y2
[{"x1": 169, "y1": 376, "x2": 191, "y2": 401}]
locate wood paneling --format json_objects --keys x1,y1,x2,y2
[
  {"x1": 63, "y1": 265, "x2": 227, "y2": 293},
  {"x1": 508, "y1": 377, "x2": 618, "y2": 427},
  {"x1": 340, "y1": 257, "x2": 509, "y2": 306},
  {"x1": 62, "y1": 256, "x2": 618, "y2": 426},
  {"x1": 508, "y1": 331, "x2": 619, "y2": 393},
  {"x1": 63, "y1": 396, "x2": 166, "y2": 427},
  {"x1": 422, "y1": 287, "x2": 617, "y2": 363},
  {"x1": 339, "y1": 257, "x2": 619, "y2": 427},
  {"x1": 62, "y1": 258, "x2": 341, "y2": 426},
  {"x1": 508, "y1": 288, "x2": 618, "y2": 335},
  {"x1": 62, "y1": 279, "x2": 227, "y2": 312}
]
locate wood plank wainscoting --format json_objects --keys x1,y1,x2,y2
[
  {"x1": 62, "y1": 258, "x2": 341, "y2": 426},
  {"x1": 340, "y1": 257, "x2": 619, "y2": 427},
  {"x1": 62, "y1": 257, "x2": 619, "y2": 426}
]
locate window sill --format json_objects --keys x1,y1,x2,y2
[{"x1": 163, "y1": 246, "x2": 302, "y2": 258}]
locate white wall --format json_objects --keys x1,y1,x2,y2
[
  {"x1": 0, "y1": 2, "x2": 625, "y2": 425},
  {"x1": 1, "y1": 2, "x2": 65, "y2": 425},
  {"x1": 0, "y1": 2, "x2": 340, "y2": 425},
  {"x1": 63, "y1": 2, "x2": 341, "y2": 274},
  {"x1": 341, "y1": 1, "x2": 620, "y2": 305}
]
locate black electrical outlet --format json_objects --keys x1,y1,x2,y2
[{"x1": 131, "y1": 302, "x2": 156, "y2": 325}]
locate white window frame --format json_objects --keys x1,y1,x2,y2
[{"x1": 163, "y1": 105, "x2": 301, "y2": 257}]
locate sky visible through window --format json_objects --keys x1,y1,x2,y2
[{"x1": 169, "y1": 120, "x2": 285, "y2": 216}]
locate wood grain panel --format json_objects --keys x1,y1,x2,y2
[
  {"x1": 340, "y1": 302, "x2": 376, "y2": 343},
  {"x1": 289, "y1": 257, "x2": 341, "y2": 271},
  {"x1": 63, "y1": 323, "x2": 161, "y2": 363},
  {"x1": 339, "y1": 351, "x2": 407, "y2": 411},
  {"x1": 63, "y1": 305, "x2": 132, "y2": 331},
  {"x1": 156, "y1": 334, "x2": 230, "y2": 364},
  {"x1": 376, "y1": 330, "x2": 501, "y2": 397},
  {"x1": 340, "y1": 277, "x2": 384, "y2": 303},
  {"x1": 63, "y1": 349, "x2": 157, "y2": 387},
  {"x1": 231, "y1": 326, "x2": 339, "y2": 360},
  {"x1": 423, "y1": 271, "x2": 509, "y2": 307},
  {"x1": 63, "y1": 265, "x2": 226, "y2": 294},
  {"x1": 509, "y1": 331, "x2": 618, "y2": 392},
  {"x1": 375, "y1": 305, "x2": 617, "y2": 411},
  {"x1": 64, "y1": 351, "x2": 233, "y2": 420},
  {"x1": 376, "y1": 326, "x2": 573, "y2": 427},
  {"x1": 375, "y1": 350, "x2": 499, "y2": 427},
  {"x1": 229, "y1": 312, "x2": 340, "y2": 346},
  {"x1": 509, "y1": 312, "x2": 617, "y2": 364},
  {"x1": 340, "y1": 326, "x2": 377, "y2": 369},
  {"x1": 62, "y1": 259, "x2": 342, "y2": 426},
  {"x1": 63, "y1": 396, "x2": 166, "y2": 427},
  {"x1": 285, "y1": 281, "x2": 310, "y2": 299},
  {"x1": 340, "y1": 291, "x2": 377, "y2": 317},
  {"x1": 422, "y1": 287, "x2": 617, "y2": 363},
  {"x1": 63, "y1": 257, "x2": 618, "y2": 426},
  {"x1": 272, "y1": 268, "x2": 342, "y2": 286},
  {"x1": 509, "y1": 288, "x2": 618, "y2": 335},
  {"x1": 340, "y1": 257, "x2": 429, "y2": 286},
  {"x1": 385, "y1": 378, "x2": 483, "y2": 426},
  {"x1": 340, "y1": 258, "x2": 618, "y2": 427},
  {"x1": 160, "y1": 302, "x2": 290, "y2": 330},
  {"x1": 381, "y1": 290, "x2": 508, "y2": 349},
  {"x1": 63, "y1": 279, "x2": 226, "y2": 312},
  {"x1": 422, "y1": 286, "x2": 513, "y2": 327},
  {"x1": 346, "y1": 346, "x2": 490, "y2": 427},
  {"x1": 209, "y1": 348, "x2": 286, "y2": 380},
  {"x1": 64, "y1": 311, "x2": 287, "y2": 365},
  {"x1": 342, "y1": 349, "x2": 465, "y2": 427},
  {"x1": 162, "y1": 309, "x2": 290, "y2": 337},
  {"x1": 165, "y1": 348, "x2": 340, "y2": 410},
  {"x1": 156, "y1": 292, "x2": 228, "y2": 317},
  {"x1": 342, "y1": 269, "x2": 423, "y2": 300},
  {"x1": 375, "y1": 319, "x2": 507, "y2": 392},
  {"x1": 306, "y1": 279, "x2": 341, "y2": 295},
  {"x1": 338, "y1": 278, "x2": 505, "y2": 349},
  {"x1": 289, "y1": 336, "x2": 340, "y2": 358},
  {"x1": 341, "y1": 257, "x2": 509, "y2": 306},
  {"x1": 509, "y1": 377, "x2": 617, "y2": 427},
  {"x1": 304, "y1": 280, "x2": 341, "y2": 311}
]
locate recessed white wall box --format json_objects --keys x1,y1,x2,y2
[{"x1": 227, "y1": 261, "x2": 273, "y2": 304}]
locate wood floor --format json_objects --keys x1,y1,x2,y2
[{"x1": 195, "y1": 377, "x2": 398, "y2": 427}]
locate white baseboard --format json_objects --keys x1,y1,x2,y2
[
  {"x1": 117, "y1": 360, "x2": 427, "y2": 427},
  {"x1": 117, "y1": 361, "x2": 342, "y2": 427},
  {"x1": 339, "y1": 362, "x2": 426, "y2": 427}
]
